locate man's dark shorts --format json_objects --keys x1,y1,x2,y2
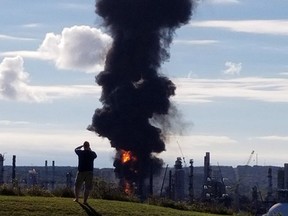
[{"x1": 75, "y1": 171, "x2": 93, "y2": 191}]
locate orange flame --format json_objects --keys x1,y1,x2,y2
[
  {"x1": 121, "y1": 150, "x2": 137, "y2": 164},
  {"x1": 124, "y1": 181, "x2": 133, "y2": 195},
  {"x1": 119, "y1": 150, "x2": 137, "y2": 195},
  {"x1": 121, "y1": 150, "x2": 131, "y2": 163}
]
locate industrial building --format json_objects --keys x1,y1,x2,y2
[{"x1": 1, "y1": 152, "x2": 288, "y2": 214}]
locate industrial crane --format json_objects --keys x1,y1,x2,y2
[
  {"x1": 233, "y1": 150, "x2": 255, "y2": 212},
  {"x1": 245, "y1": 150, "x2": 255, "y2": 166}
]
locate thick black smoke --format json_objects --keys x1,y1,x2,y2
[{"x1": 91, "y1": 0, "x2": 194, "y2": 189}]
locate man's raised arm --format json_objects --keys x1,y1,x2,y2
[{"x1": 75, "y1": 145, "x2": 83, "y2": 152}]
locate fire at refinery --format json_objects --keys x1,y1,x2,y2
[
  {"x1": 90, "y1": 0, "x2": 195, "y2": 197},
  {"x1": 120, "y1": 150, "x2": 136, "y2": 164},
  {"x1": 119, "y1": 150, "x2": 137, "y2": 194}
]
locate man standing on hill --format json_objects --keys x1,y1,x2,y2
[{"x1": 74, "y1": 141, "x2": 97, "y2": 204}]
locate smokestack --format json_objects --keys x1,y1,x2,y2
[
  {"x1": 0, "y1": 154, "x2": 4, "y2": 184},
  {"x1": 202, "y1": 152, "x2": 211, "y2": 200},
  {"x1": 52, "y1": 160, "x2": 55, "y2": 190},
  {"x1": 284, "y1": 163, "x2": 288, "y2": 189},
  {"x1": 277, "y1": 165, "x2": 288, "y2": 202},
  {"x1": 189, "y1": 159, "x2": 194, "y2": 202},
  {"x1": 268, "y1": 167, "x2": 273, "y2": 195},
  {"x1": 45, "y1": 160, "x2": 48, "y2": 189},
  {"x1": 91, "y1": 0, "x2": 194, "y2": 195},
  {"x1": 204, "y1": 152, "x2": 211, "y2": 182},
  {"x1": 266, "y1": 167, "x2": 274, "y2": 205},
  {"x1": 168, "y1": 170, "x2": 172, "y2": 199},
  {"x1": 12, "y1": 155, "x2": 16, "y2": 183},
  {"x1": 278, "y1": 168, "x2": 284, "y2": 189}
]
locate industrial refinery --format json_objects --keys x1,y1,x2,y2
[{"x1": 1, "y1": 152, "x2": 288, "y2": 215}]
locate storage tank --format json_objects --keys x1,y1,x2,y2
[{"x1": 267, "y1": 203, "x2": 288, "y2": 216}]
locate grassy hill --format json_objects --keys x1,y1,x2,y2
[{"x1": 0, "y1": 195, "x2": 230, "y2": 216}]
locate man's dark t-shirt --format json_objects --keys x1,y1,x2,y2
[{"x1": 75, "y1": 149, "x2": 97, "y2": 172}]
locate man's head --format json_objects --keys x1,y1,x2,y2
[{"x1": 83, "y1": 141, "x2": 90, "y2": 150}]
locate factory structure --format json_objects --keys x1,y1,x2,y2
[
  {"x1": 1, "y1": 152, "x2": 288, "y2": 214},
  {"x1": 160, "y1": 152, "x2": 231, "y2": 204},
  {"x1": 162, "y1": 152, "x2": 288, "y2": 215},
  {"x1": 0, "y1": 154, "x2": 74, "y2": 189}
]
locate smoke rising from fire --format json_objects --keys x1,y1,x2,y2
[{"x1": 91, "y1": 0, "x2": 194, "y2": 188}]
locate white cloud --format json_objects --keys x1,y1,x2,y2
[
  {"x1": 0, "y1": 34, "x2": 35, "y2": 41},
  {"x1": 173, "y1": 77, "x2": 288, "y2": 103},
  {"x1": 0, "y1": 56, "x2": 44, "y2": 101},
  {"x1": 190, "y1": 20, "x2": 288, "y2": 35},
  {"x1": 223, "y1": 61, "x2": 242, "y2": 75},
  {"x1": 38, "y1": 25, "x2": 112, "y2": 73},
  {"x1": 0, "y1": 56, "x2": 101, "y2": 102},
  {"x1": 31, "y1": 84, "x2": 101, "y2": 100},
  {"x1": 57, "y1": 3, "x2": 91, "y2": 10},
  {"x1": 1, "y1": 51, "x2": 45, "y2": 59},
  {"x1": 21, "y1": 23, "x2": 42, "y2": 28},
  {"x1": 0, "y1": 25, "x2": 112, "y2": 73},
  {"x1": 174, "y1": 39, "x2": 218, "y2": 45},
  {"x1": 279, "y1": 72, "x2": 288, "y2": 76},
  {"x1": 204, "y1": 0, "x2": 240, "y2": 4},
  {"x1": 168, "y1": 134, "x2": 238, "y2": 148},
  {"x1": 253, "y1": 136, "x2": 288, "y2": 142},
  {"x1": 0, "y1": 120, "x2": 30, "y2": 126}
]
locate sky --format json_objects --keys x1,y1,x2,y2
[{"x1": 1, "y1": 0, "x2": 288, "y2": 168}]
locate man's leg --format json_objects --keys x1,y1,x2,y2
[
  {"x1": 83, "y1": 171, "x2": 93, "y2": 204},
  {"x1": 74, "y1": 172, "x2": 83, "y2": 202},
  {"x1": 83, "y1": 189, "x2": 90, "y2": 204},
  {"x1": 74, "y1": 188, "x2": 79, "y2": 202}
]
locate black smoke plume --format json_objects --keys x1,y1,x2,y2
[{"x1": 91, "y1": 0, "x2": 194, "y2": 192}]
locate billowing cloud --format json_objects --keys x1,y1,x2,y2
[
  {"x1": 0, "y1": 56, "x2": 101, "y2": 102},
  {"x1": 223, "y1": 61, "x2": 242, "y2": 75},
  {"x1": 1, "y1": 25, "x2": 112, "y2": 73},
  {"x1": 190, "y1": 20, "x2": 288, "y2": 35},
  {"x1": 0, "y1": 56, "x2": 43, "y2": 101},
  {"x1": 38, "y1": 25, "x2": 112, "y2": 72}
]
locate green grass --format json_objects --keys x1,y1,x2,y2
[{"x1": 0, "y1": 195, "x2": 229, "y2": 216}]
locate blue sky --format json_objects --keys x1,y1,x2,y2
[{"x1": 1, "y1": 0, "x2": 288, "y2": 168}]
